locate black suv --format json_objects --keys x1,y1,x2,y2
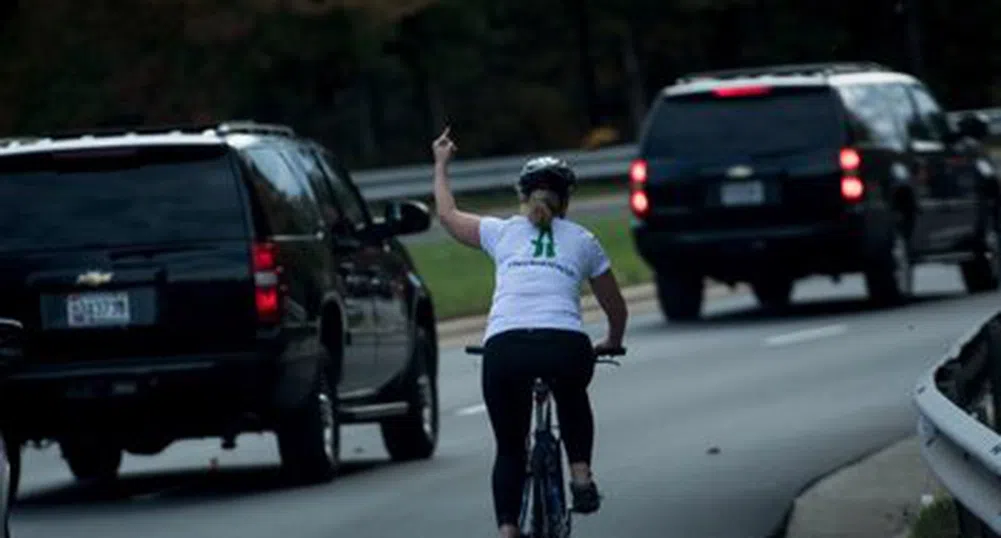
[
  {"x1": 0, "y1": 121, "x2": 440, "y2": 486},
  {"x1": 629, "y1": 62, "x2": 1000, "y2": 320}
]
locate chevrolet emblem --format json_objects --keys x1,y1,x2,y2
[
  {"x1": 726, "y1": 165, "x2": 754, "y2": 179},
  {"x1": 76, "y1": 271, "x2": 113, "y2": 287}
]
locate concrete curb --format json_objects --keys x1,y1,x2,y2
[
  {"x1": 783, "y1": 435, "x2": 947, "y2": 538},
  {"x1": 434, "y1": 279, "x2": 748, "y2": 343}
]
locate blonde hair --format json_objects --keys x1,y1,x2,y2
[{"x1": 522, "y1": 189, "x2": 564, "y2": 229}]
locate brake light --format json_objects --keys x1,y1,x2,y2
[
  {"x1": 629, "y1": 159, "x2": 648, "y2": 185},
  {"x1": 253, "y1": 242, "x2": 277, "y2": 271},
  {"x1": 713, "y1": 86, "x2": 771, "y2": 98},
  {"x1": 841, "y1": 176, "x2": 865, "y2": 202},
  {"x1": 630, "y1": 191, "x2": 650, "y2": 217},
  {"x1": 252, "y1": 242, "x2": 282, "y2": 323},
  {"x1": 839, "y1": 148, "x2": 861, "y2": 171}
]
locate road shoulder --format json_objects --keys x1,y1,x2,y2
[{"x1": 784, "y1": 435, "x2": 947, "y2": 538}]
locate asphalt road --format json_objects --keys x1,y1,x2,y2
[{"x1": 10, "y1": 265, "x2": 1000, "y2": 538}]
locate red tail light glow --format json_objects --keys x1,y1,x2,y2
[
  {"x1": 839, "y1": 148, "x2": 861, "y2": 171},
  {"x1": 630, "y1": 191, "x2": 650, "y2": 217},
  {"x1": 713, "y1": 86, "x2": 771, "y2": 98},
  {"x1": 252, "y1": 242, "x2": 282, "y2": 323},
  {"x1": 253, "y1": 242, "x2": 277, "y2": 271},
  {"x1": 629, "y1": 159, "x2": 648, "y2": 185},
  {"x1": 841, "y1": 176, "x2": 865, "y2": 202},
  {"x1": 255, "y1": 288, "x2": 280, "y2": 322}
]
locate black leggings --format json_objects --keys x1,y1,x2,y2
[{"x1": 482, "y1": 328, "x2": 596, "y2": 527}]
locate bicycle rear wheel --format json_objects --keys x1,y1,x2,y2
[
  {"x1": 534, "y1": 430, "x2": 571, "y2": 537},
  {"x1": 518, "y1": 472, "x2": 546, "y2": 537}
]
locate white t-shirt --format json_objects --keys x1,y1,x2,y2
[{"x1": 479, "y1": 215, "x2": 612, "y2": 342}]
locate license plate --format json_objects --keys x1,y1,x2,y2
[
  {"x1": 721, "y1": 181, "x2": 765, "y2": 206},
  {"x1": 66, "y1": 292, "x2": 131, "y2": 328}
]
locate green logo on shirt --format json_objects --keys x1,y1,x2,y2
[{"x1": 531, "y1": 228, "x2": 556, "y2": 258}]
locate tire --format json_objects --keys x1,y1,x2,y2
[
  {"x1": 655, "y1": 271, "x2": 704, "y2": 322},
  {"x1": 381, "y1": 327, "x2": 438, "y2": 462},
  {"x1": 537, "y1": 432, "x2": 570, "y2": 537},
  {"x1": 1, "y1": 435, "x2": 16, "y2": 538},
  {"x1": 865, "y1": 219, "x2": 913, "y2": 306},
  {"x1": 751, "y1": 277, "x2": 794, "y2": 311},
  {"x1": 60, "y1": 439, "x2": 122, "y2": 482},
  {"x1": 276, "y1": 369, "x2": 341, "y2": 484},
  {"x1": 961, "y1": 207, "x2": 1001, "y2": 293},
  {"x1": 3, "y1": 434, "x2": 18, "y2": 507}
]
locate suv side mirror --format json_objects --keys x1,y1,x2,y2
[
  {"x1": 955, "y1": 112, "x2": 990, "y2": 141},
  {"x1": 383, "y1": 200, "x2": 431, "y2": 237}
]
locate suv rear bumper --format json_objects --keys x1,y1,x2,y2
[
  {"x1": 0, "y1": 351, "x2": 299, "y2": 440},
  {"x1": 632, "y1": 211, "x2": 889, "y2": 281}
]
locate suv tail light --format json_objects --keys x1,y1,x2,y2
[
  {"x1": 630, "y1": 191, "x2": 650, "y2": 216},
  {"x1": 839, "y1": 148, "x2": 861, "y2": 171},
  {"x1": 629, "y1": 159, "x2": 650, "y2": 218},
  {"x1": 629, "y1": 159, "x2": 648, "y2": 185},
  {"x1": 838, "y1": 148, "x2": 865, "y2": 203},
  {"x1": 252, "y1": 242, "x2": 282, "y2": 323},
  {"x1": 841, "y1": 177, "x2": 865, "y2": 202}
]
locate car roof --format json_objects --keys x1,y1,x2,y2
[
  {"x1": 662, "y1": 62, "x2": 920, "y2": 98},
  {"x1": 0, "y1": 121, "x2": 299, "y2": 158}
]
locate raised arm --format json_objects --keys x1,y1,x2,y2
[{"x1": 432, "y1": 127, "x2": 482, "y2": 249}]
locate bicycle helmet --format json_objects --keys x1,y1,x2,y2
[{"x1": 516, "y1": 156, "x2": 578, "y2": 199}]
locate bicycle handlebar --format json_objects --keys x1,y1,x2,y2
[{"x1": 464, "y1": 345, "x2": 625, "y2": 365}]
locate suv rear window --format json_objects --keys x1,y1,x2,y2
[
  {"x1": 642, "y1": 87, "x2": 845, "y2": 158},
  {"x1": 0, "y1": 144, "x2": 248, "y2": 252}
]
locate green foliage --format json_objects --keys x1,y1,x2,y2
[
  {"x1": 0, "y1": 0, "x2": 999, "y2": 169},
  {"x1": 910, "y1": 496, "x2": 959, "y2": 538}
]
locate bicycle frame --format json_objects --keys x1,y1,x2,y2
[
  {"x1": 465, "y1": 344, "x2": 623, "y2": 538},
  {"x1": 517, "y1": 377, "x2": 570, "y2": 538}
]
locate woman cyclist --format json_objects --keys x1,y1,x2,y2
[{"x1": 430, "y1": 128, "x2": 628, "y2": 538}]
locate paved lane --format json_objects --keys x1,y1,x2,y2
[{"x1": 10, "y1": 266, "x2": 999, "y2": 538}]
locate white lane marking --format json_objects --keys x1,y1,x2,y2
[
  {"x1": 456, "y1": 403, "x2": 487, "y2": 416},
  {"x1": 764, "y1": 324, "x2": 848, "y2": 347}
]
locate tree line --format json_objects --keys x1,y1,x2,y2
[{"x1": 0, "y1": 0, "x2": 998, "y2": 170}]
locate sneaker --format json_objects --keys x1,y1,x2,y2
[{"x1": 569, "y1": 480, "x2": 601, "y2": 514}]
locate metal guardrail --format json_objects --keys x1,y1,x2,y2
[
  {"x1": 352, "y1": 143, "x2": 637, "y2": 201},
  {"x1": 915, "y1": 310, "x2": 1001, "y2": 537},
  {"x1": 353, "y1": 109, "x2": 1001, "y2": 202}
]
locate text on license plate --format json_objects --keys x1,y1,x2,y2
[
  {"x1": 721, "y1": 181, "x2": 765, "y2": 206},
  {"x1": 67, "y1": 292, "x2": 131, "y2": 327}
]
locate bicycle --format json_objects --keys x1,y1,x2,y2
[{"x1": 465, "y1": 344, "x2": 625, "y2": 538}]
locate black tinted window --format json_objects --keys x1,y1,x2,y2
[
  {"x1": 909, "y1": 85, "x2": 949, "y2": 141},
  {"x1": 837, "y1": 84, "x2": 904, "y2": 149},
  {"x1": 0, "y1": 145, "x2": 247, "y2": 252},
  {"x1": 283, "y1": 148, "x2": 345, "y2": 230},
  {"x1": 883, "y1": 84, "x2": 923, "y2": 142},
  {"x1": 243, "y1": 147, "x2": 322, "y2": 235},
  {"x1": 642, "y1": 88, "x2": 844, "y2": 157},
  {"x1": 314, "y1": 149, "x2": 368, "y2": 228}
]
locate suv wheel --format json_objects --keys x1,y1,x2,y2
[
  {"x1": 865, "y1": 221, "x2": 913, "y2": 305},
  {"x1": 60, "y1": 438, "x2": 122, "y2": 482},
  {"x1": 655, "y1": 271, "x2": 704, "y2": 322},
  {"x1": 276, "y1": 370, "x2": 341, "y2": 484},
  {"x1": 381, "y1": 327, "x2": 438, "y2": 462},
  {"x1": 751, "y1": 277, "x2": 794, "y2": 310},
  {"x1": 961, "y1": 207, "x2": 1001, "y2": 293}
]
